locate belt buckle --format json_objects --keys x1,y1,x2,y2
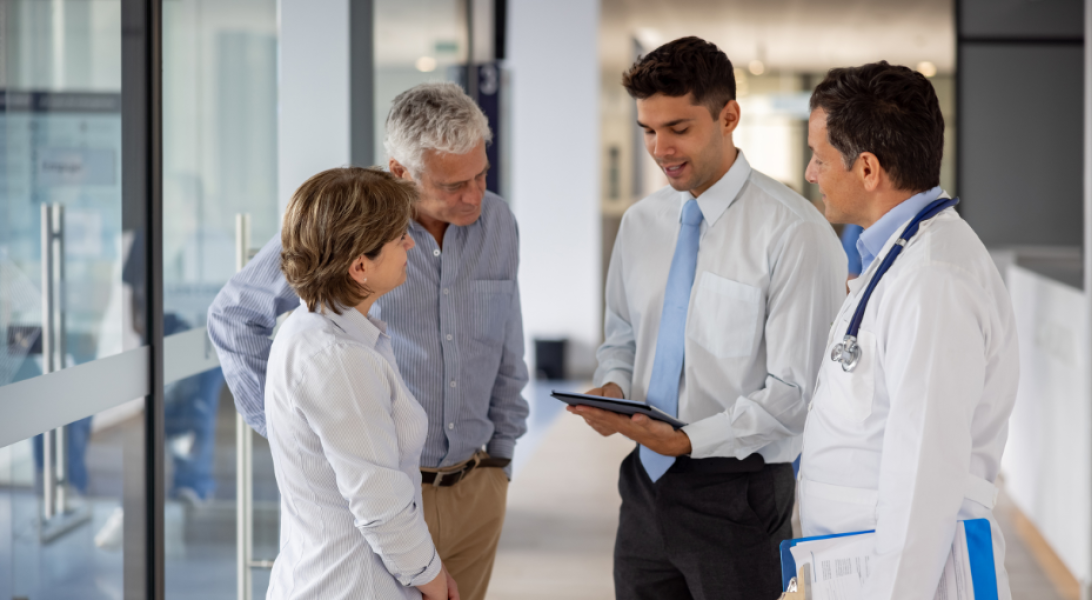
[{"x1": 432, "y1": 464, "x2": 466, "y2": 487}]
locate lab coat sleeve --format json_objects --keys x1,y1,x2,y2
[
  {"x1": 685, "y1": 219, "x2": 845, "y2": 459},
  {"x1": 864, "y1": 264, "x2": 988, "y2": 600},
  {"x1": 593, "y1": 222, "x2": 636, "y2": 399}
]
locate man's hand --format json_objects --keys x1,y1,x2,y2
[
  {"x1": 567, "y1": 396, "x2": 692, "y2": 456},
  {"x1": 570, "y1": 383, "x2": 625, "y2": 436},
  {"x1": 585, "y1": 382, "x2": 625, "y2": 399}
]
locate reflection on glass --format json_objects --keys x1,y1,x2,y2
[
  {"x1": 0, "y1": 404, "x2": 143, "y2": 600},
  {"x1": 0, "y1": 3, "x2": 140, "y2": 597},
  {"x1": 0, "y1": 1, "x2": 130, "y2": 390},
  {"x1": 162, "y1": 1, "x2": 279, "y2": 598}
]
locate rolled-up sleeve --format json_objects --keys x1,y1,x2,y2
[
  {"x1": 295, "y1": 344, "x2": 441, "y2": 587},
  {"x1": 207, "y1": 235, "x2": 299, "y2": 437}
]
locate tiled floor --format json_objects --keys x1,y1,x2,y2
[{"x1": 488, "y1": 407, "x2": 1072, "y2": 600}]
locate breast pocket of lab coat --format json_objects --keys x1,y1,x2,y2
[
  {"x1": 686, "y1": 272, "x2": 763, "y2": 359},
  {"x1": 823, "y1": 328, "x2": 877, "y2": 422},
  {"x1": 471, "y1": 279, "x2": 515, "y2": 345}
]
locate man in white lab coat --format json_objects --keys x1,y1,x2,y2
[{"x1": 798, "y1": 61, "x2": 1018, "y2": 599}]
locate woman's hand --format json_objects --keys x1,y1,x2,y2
[
  {"x1": 417, "y1": 564, "x2": 460, "y2": 600},
  {"x1": 445, "y1": 568, "x2": 460, "y2": 600}
]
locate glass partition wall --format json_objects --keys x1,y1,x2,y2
[
  {"x1": 0, "y1": 0, "x2": 153, "y2": 598},
  {"x1": 0, "y1": 1, "x2": 477, "y2": 598},
  {"x1": 161, "y1": 1, "x2": 278, "y2": 599}
]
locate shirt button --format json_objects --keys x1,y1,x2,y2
[
  {"x1": 446, "y1": 334, "x2": 453, "y2": 341},
  {"x1": 443, "y1": 288, "x2": 450, "y2": 295},
  {"x1": 433, "y1": 249, "x2": 440, "y2": 257},
  {"x1": 808, "y1": 402, "x2": 815, "y2": 412},
  {"x1": 448, "y1": 423, "x2": 455, "y2": 430},
  {"x1": 450, "y1": 380, "x2": 457, "y2": 388}
]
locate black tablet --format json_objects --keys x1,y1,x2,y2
[{"x1": 551, "y1": 391, "x2": 688, "y2": 429}]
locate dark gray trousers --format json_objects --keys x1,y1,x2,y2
[{"x1": 613, "y1": 447, "x2": 795, "y2": 600}]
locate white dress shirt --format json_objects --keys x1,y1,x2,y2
[
  {"x1": 594, "y1": 151, "x2": 846, "y2": 463},
  {"x1": 265, "y1": 301, "x2": 440, "y2": 600},
  {"x1": 799, "y1": 196, "x2": 1019, "y2": 600}
]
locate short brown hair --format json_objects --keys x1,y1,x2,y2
[
  {"x1": 810, "y1": 61, "x2": 944, "y2": 193},
  {"x1": 280, "y1": 167, "x2": 416, "y2": 314},
  {"x1": 622, "y1": 36, "x2": 736, "y2": 119}
]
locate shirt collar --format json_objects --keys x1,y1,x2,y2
[
  {"x1": 303, "y1": 299, "x2": 387, "y2": 349},
  {"x1": 677, "y1": 149, "x2": 752, "y2": 227},
  {"x1": 856, "y1": 186, "x2": 944, "y2": 273}
]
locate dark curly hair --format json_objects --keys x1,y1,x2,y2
[
  {"x1": 280, "y1": 167, "x2": 416, "y2": 314},
  {"x1": 622, "y1": 36, "x2": 736, "y2": 119},
  {"x1": 810, "y1": 61, "x2": 944, "y2": 193}
]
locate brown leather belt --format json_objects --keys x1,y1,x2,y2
[{"x1": 421, "y1": 455, "x2": 511, "y2": 487}]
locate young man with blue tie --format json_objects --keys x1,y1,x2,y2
[{"x1": 569, "y1": 37, "x2": 845, "y2": 600}]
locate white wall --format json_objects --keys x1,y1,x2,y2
[
  {"x1": 1003, "y1": 265, "x2": 1091, "y2": 584},
  {"x1": 278, "y1": 0, "x2": 351, "y2": 214},
  {"x1": 507, "y1": 0, "x2": 602, "y2": 379}
]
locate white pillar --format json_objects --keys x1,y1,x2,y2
[
  {"x1": 507, "y1": 0, "x2": 602, "y2": 378},
  {"x1": 278, "y1": 0, "x2": 351, "y2": 214},
  {"x1": 1083, "y1": 1, "x2": 1092, "y2": 598}
]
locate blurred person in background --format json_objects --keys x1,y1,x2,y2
[
  {"x1": 570, "y1": 37, "x2": 845, "y2": 600},
  {"x1": 798, "y1": 62, "x2": 1017, "y2": 599},
  {"x1": 208, "y1": 83, "x2": 528, "y2": 600}
]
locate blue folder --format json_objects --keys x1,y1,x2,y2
[{"x1": 780, "y1": 518, "x2": 998, "y2": 600}]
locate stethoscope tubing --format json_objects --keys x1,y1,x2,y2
[{"x1": 833, "y1": 196, "x2": 961, "y2": 372}]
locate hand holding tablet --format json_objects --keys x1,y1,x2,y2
[{"x1": 551, "y1": 391, "x2": 688, "y2": 429}]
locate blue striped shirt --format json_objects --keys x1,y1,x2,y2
[{"x1": 207, "y1": 192, "x2": 530, "y2": 469}]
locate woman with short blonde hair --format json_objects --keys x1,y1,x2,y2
[{"x1": 265, "y1": 166, "x2": 458, "y2": 600}]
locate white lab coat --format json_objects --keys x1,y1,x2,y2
[{"x1": 798, "y1": 199, "x2": 1019, "y2": 600}]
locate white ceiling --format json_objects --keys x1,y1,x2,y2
[{"x1": 601, "y1": 0, "x2": 955, "y2": 75}]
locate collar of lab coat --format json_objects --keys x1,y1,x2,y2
[
  {"x1": 677, "y1": 149, "x2": 752, "y2": 228},
  {"x1": 846, "y1": 190, "x2": 954, "y2": 298}
]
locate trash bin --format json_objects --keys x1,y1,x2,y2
[{"x1": 534, "y1": 338, "x2": 567, "y2": 380}]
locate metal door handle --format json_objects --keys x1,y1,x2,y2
[{"x1": 235, "y1": 213, "x2": 254, "y2": 600}]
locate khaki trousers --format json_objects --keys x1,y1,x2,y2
[{"x1": 421, "y1": 461, "x2": 508, "y2": 600}]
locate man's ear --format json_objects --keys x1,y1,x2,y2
[
  {"x1": 855, "y1": 152, "x2": 884, "y2": 192},
  {"x1": 388, "y1": 159, "x2": 414, "y2": 182},
  {"x1": 719, "y1": 99, "x2": 741, "y2": 136}
]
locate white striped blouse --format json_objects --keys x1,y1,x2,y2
[{"x1": 265, "y1": 300, "x2": 440, "y2": 600}]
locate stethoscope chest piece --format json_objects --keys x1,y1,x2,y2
[
  {"x1": 828, "y1": 195, "x2": 961, "y2": 376},
  {"x1": 831, "y1": 335, "x2": 861, "y2": 372}
]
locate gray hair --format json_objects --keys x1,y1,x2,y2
[{"x1": 383, "y1": 82, "x2": 493, "y2": 176}]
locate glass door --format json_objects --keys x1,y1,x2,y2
[
  {"x1": 0, "y1": 0, "x2": 155, "y2": 598},
  {"x1": 161, "y1": 1, "x2": 279, "y2": 598}
]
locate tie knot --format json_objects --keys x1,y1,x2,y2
[{"x1": 681, "y1": 199, "x2": 703, "y2": 227}]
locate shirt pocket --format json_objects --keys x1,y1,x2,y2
[
  {"x1": 471, "y1": 280, "x2": 515, "y2": 345},
  {"x1": 685, "y1": 272, "x2": 763, "y2": 359},
  {"x1": 824, "y1": 328, "x2": 877, "y2": 422}
]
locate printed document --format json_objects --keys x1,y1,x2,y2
[{"x1": 789, "y1": 525, "x2": 976, "y2": 600}]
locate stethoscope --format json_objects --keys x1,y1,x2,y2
[{"x1": 831, "y1": 196, "x2": 961, "y2": 372}]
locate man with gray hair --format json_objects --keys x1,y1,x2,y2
[{"x1": 207, "y1": 82, "x2": 529, "y2": 600}]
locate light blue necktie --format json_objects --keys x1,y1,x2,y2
[{"x1": 641, "y1": 198, "x2": 703, "y2": 482}]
